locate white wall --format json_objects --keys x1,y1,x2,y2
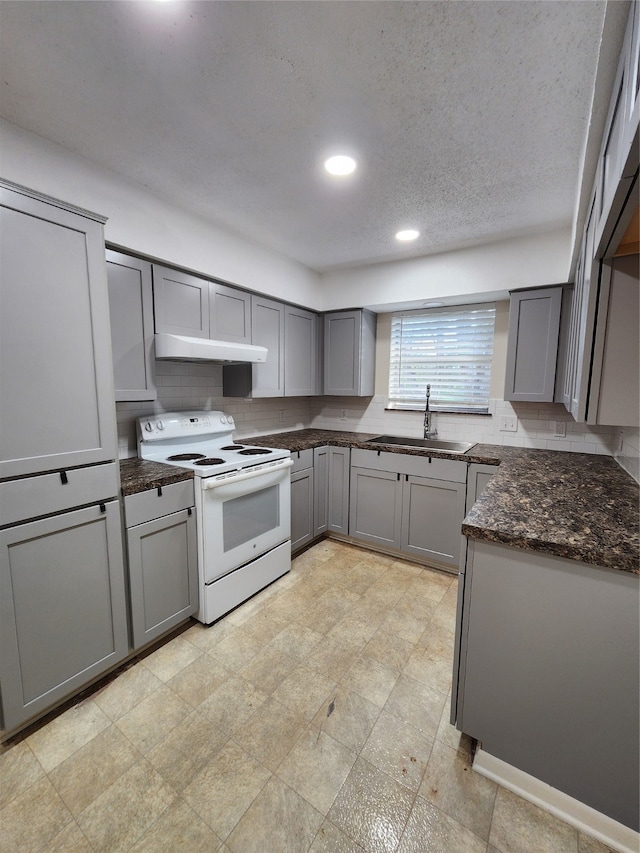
[
  {"x1": 0, "y1": 119, "x2": 321, "y2": 309},
  {"x1": 319, "y1": 229, "x2": 571, "y2": 311}
]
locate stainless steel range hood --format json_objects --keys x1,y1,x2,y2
[{"x1": 155, "y1": 333, "x2": 267, "y2": 364}]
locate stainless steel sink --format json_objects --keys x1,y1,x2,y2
[{"x1": 366, "y1": 435, "x2": 475, "y2": 454}]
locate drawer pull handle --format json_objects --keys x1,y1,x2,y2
[
  {"x1": 157, "y1": 486, "x2": 163, "y2": 497},
  {"x1": 428, "y1": 457, "x2": 432, "y2": 463},
  {"x1": 99, "y1": 503, "x2": 106, "y2": 513},
  {"x1": 60, "y1": 470, "x2": 68, "y2": 485},
  {"x1": 188, "y1": 507, "x2": 192, "y2": 516}
]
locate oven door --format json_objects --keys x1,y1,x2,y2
[{"x1": 198, "y1": 460, "x2": 292, "y2": 582}]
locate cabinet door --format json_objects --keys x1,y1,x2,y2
[
  {"x1": 466, "y1": 464, "x2": 497, "y2": 514},
  {"x1": 0, "y1": 502, "x2": 128, "y2": 733},
  {"x1": 210, "y1": 283, "x2": 251, "y2": 344},
  {"x1": 401, "y1": 474, "x2": 466, "y2": 569},
  {"x1": 106, "y1": 250, "x2": 156, "y2": 402},
  {"x1": 328, "y1": 447, "x2": 351, "y2": 535},
  {"x1": 0, "y1": 184, "x2": 117, "y2": 478},
  {"x1": 251, "y1": 295, "x2": 285, "y2": 397},
  {"x1": 324, "y1": 309, "x2": 375, "y2": 396},
  {"x1": 291, "y1": 468, "x2": 314, "y2": 553},
  {"x1": 324, "y1": 310, "x2": 361, "y2": 395},
  {"x1": 588, "y1": 252, "x2": 639, "y2": 426},
  {"x1": 313, "y1": 446, "x2": 329, "y2": 536},
  {"x1": 349, "y1": 467, "x2": 402, "y2": 550},
  {"x1": 285, "y1": 305, "x2": 318, "y2": 396},
  {"x1": 152, "y1": 264, "x2": 210, "y2": 338},
  {"x1": 127, "y1": 508, "x2": 198, "y2": 649},
  {"x1": 504, "y1": 288, "x2": 562, "y2": 402}
]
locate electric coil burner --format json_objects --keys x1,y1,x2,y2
[{"x1": 138, "y1": 411, "x2": 292, "y2": 625}]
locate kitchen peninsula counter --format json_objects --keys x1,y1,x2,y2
[
  {"x1": 243, "y1": 428, "x2": 639, "y2": 574},
  {"x1": 119, "y1": 457, "x2": 194, "y2": 496}
]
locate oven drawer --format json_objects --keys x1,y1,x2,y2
[
  {"x1": 0, "y1": 462, "x2": 119, "y2": 527},
  {"x1": 124, "y1": 479, "x2": 195, "y2": 528}
]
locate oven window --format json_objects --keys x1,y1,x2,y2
[{"x1": 222, "y1": 485, "x2": 280, "y2": 552}]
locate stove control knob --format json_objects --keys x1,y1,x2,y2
[
  {"x1": 156, "y1": 420, "x2": 165, "y2": 431},
  {"x1": 220, "y1": 415, "x2": 227, "y2": 424},
  {"x1": 144, "y1": 421, "x2": 153, "y2": 432},
  {"x1": 227, "y1": 415, "x2": 234, "y2": 425}
]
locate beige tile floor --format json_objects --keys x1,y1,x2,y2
[{"x1": 0, "y1": 540, "x2": 616, "y2": 853}]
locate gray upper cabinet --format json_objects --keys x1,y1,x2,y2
[
  {"x1": 106, "y1": 250, "x2": 156, "y2": 402},
  {"x1": 504, "y1": 287, "x2": 562, "y2": 402},
  {"x1": 588, "y1": 252, "x2": 639, "y2": 426},
  {"x1": 324, "y1": 309, "x2": 376, "y2": 396},
  {"x1": 0, "y1": 182, "x2": 118, "y2": 479},
  {"x1": 285, "y1": 305, "x2": 318, "y2": 396},
  {"x1": 210, "y1": 283, "x2": 251, "y2": 344},
  {"x1": 152, "y1": 264, "x2": 210, "y2": 338},
  {"x1": 250, "y1": 295, "x2": 285, "y2": 397},
  {"x1": 0, "y1": 501, "x2": 128, "y2": 732}
]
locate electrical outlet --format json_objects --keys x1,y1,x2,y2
[
  {"x1": 279, "y1": 410, "x2": 285, "y2": 423},
  {"x1": 341, "y1": 409, "x2": 347, "y2": 421},
  {"x1": 499, "y1": 415, "x2": 518, "y2": 432},
  {"x1": 554, "y1": 421, "x2": 566, "y2": 437}
]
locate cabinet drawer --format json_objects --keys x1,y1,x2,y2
[
  {"x1": 290, "y1": 449, "x2": 314, "y2": 473},
  {"x1": 0, "y1": 462, "x2": 119, "y2": 527},
  {"x1": 350, "y1": 448, "x2": 466, "y2": 483},
  {"x1": 124, "y1": 479, "x2": 195, "y2": 528}
]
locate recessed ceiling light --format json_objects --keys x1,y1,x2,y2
[
  {"x1": 324, "y1": 155, "x2": 357, "y2": 176},
  {"x1": 395, "y1": 229, "x2": 420, "y2": 242}
]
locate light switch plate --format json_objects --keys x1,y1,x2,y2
[
  {"x1": 554, "y1": 421, "x2": 566, "y2": 437},
  {"x1": 499, "y1": 415, "x2": 518, "y2": 432}
]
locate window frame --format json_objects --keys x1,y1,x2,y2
[{"x1": 387, "y1": 302, "x2": 496, "y2": 414}]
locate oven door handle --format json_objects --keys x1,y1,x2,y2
[{"x1": 201, "y1": 457, "x2": 293, "y2": 490}]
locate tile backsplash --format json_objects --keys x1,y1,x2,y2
[
  {"x1": 116, "y1": 361, "x2": 312, "y2": 457},
  {"x1": 310, "y1": 395, "x2": 619, "y2": 456},
  {"x1": 117, "y1": 364, "x2": 627, "y2": 471}
]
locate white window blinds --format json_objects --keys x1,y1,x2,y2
[{"x1": 389, "y1": 304, "x2": 496, "y2": 412}]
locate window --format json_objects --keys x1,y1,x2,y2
[{"x1": 388, "y1": 304, "x2": 495, "y2": 412}]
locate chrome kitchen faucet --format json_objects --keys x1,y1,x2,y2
[{"x1": 423, "y1": 384, "x2": 438, "y2": 439}]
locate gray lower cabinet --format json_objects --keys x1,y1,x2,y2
[
  {"x1": 106, "y1": 250, "x2": 156, "y2": 402},
  {"x1": 504, "y1": 287, "x2": 562, "y2": 402},
  {"x1": 0, "y1": 502, "x2": 129, "y2": 732},
  {"x1": 349, "y1": 467, "x2": 402, "y2": 549},
  {"x1": 290, "y1": 447, "x2": 337, "y2": 552},
  {"x1": 124, "y1": 481, "x2": 198, "y2": 649},
  {"x1": 323, "y1": 309, "x2": 376, "y2": 396},
  {"x1": 313, "y1": 446, "x2": 329, "y2": 536},
  {"x1": 459, "y1": 539, "x2": 639, "y2": 832},
  {"x1": 327, "y1": 446, "x2": 351, "y2": 535},
  {"x1": 291, "y1": 468, "x2": 315, "y2": 553},
  {"x1": 400, "y1": 474, "x2": 466, "y2": 566},
  {"x1": 349, "y1": 449, "x2": 466, "y2": 571}
]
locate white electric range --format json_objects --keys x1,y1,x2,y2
[{"x1": 138, "y1": 411, "x2": 293, "y2": 624}]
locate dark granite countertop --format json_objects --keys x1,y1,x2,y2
[
  {"x1": 242, "y1": 428, "x2": 639, "y2": 574},
  {"x1": 119, "y1": 457, "x2": 194, "y2": 497}
]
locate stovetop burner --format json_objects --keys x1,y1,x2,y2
[
  {"x1": 220, "y1": 444, "x2": 244, "y2": 450},
  {"x1": 167, "y1": 453, "x2": 206, "y2": 461},
  {"x1": 238, "y1": 448, "x2": 271, "y2": 456},
  {"x1": 194, "y1": 457, "x2": 226, "y2": 466}
]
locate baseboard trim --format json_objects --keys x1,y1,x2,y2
[{"x1": 473, "y1": 749, "x2": 639, "y2": 853}]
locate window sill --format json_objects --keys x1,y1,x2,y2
[{"x1": 384, "y1": 407, "x2": 492, "y2": 416}]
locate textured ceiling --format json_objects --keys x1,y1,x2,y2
[{"x1": 0, "y1": 1, "x2": 608, "y2": 271}]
